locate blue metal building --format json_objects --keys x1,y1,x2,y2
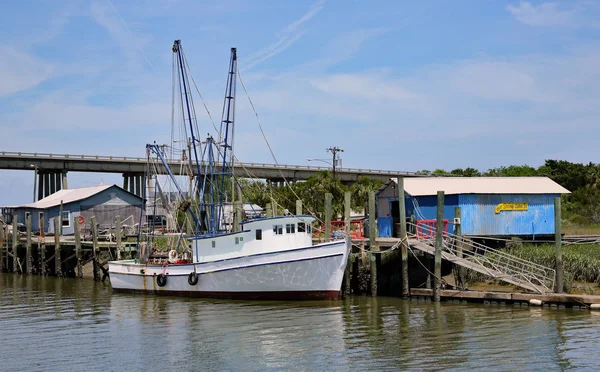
[
  {"x1": 376, "y1": 177, "x2": 570, "y2": 238},
  {"x1": 6, "y1": 184, "x2": 143, "y2": 234}
]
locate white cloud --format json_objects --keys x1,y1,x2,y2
[
  {"x1": 507, "y1": 2, "x2": 575, "y2": 26},
  {"x1": 243, "y1": 0, "x2": 326, "y2": 70},
  {"x1": 0, "y1": 46, "x2": 53, "y2": 97},
  {"x1": 310, "y1": 73, "x2": 417, "y2": 102}
]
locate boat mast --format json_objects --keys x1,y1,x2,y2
[
  {"x1": 172, "y1": 40, "x2": 203, "y2": 211},
  {"x1": 216, "y1": 48, "x2": 237, "y2": 232}
]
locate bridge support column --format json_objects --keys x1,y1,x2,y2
[
  {"x1": 62, "y1": 171, "x2": 68, "y2": 190},
  {"x1": 50, "y1": 172, "x2": 56, "y2": 195},
  {"x1": 43, "y1": 173, "x2": 50, "y2": 198},
  {"x1": 123, "y1": 173, "x2": 145, "y2": 197}
]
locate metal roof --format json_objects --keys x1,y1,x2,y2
[
  {"x1": 17, "y1": 184, "x2": 134, "y2": 209},
  {"x1": 386, "y1": 177, "x2": 570, "y2": 196}
]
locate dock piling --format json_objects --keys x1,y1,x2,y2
[
  {"x1": 343, "y1": 191, "x2": 352, "y2": 297},
  {"x1": 74, "y1": 216, "x2": 82, "y2": 279},
  {"x1": 54, "y1": 217, "x2": 62, "y2": 277},
  {"x1": 454, "y1": 207, "x2": 464, "y2": 288},
  {"x1": 433, "y1": 191, "x2": 444, "y2": 302},
  {"x1": 40, "y1": 216, "x2": 46, "y2": 276},
  {"x1": 555, "y1": 197, "x2": 564, "y2": 293},
  {"x1": 12, "y1": 216, "x2": 18, "y2": 273},
  {"x1": 397, "y1": 177, "x2": 409, "y2": 299},
  {"x1": 26, "y1": 215, "x2": 32, "y2": 274},
  {"x1": 115, "y1": 215, "x2": 122, "y2": 261},
  {"x1": 324, "y1": 193, "x2": 333, "y2": 242},
  {"x1": 369, "y1": 191, "x2": 378, "y2": 297},
  {"x1": 91, "y1": 216, "x2": 99, "y2": 281}
]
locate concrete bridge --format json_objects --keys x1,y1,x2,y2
[{"x1": 0, "y1": 151, "x2": 419, "y2": 200}]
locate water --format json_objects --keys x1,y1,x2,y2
[{"x1": 1, "y1": 274, "x2": 600, "y2": 371}]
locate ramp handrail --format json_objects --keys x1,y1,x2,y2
[{"x1": 407, "y1": 221, "x2": 555, "y2": 293}]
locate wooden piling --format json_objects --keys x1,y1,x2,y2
[
  {"x1": 555, "y1": 197, "x2": 563, "y2": 293},
  {"x1": 296, "y1": 200, "x2": 302, "y2": 216},
  {"x1": 74, "y1": 215, "x2": 82, "y2": 279},
  {"x1": 343, "y1": 191, "x2": 352, "y2": 297},
  {"x1": 233, "y1": 201, "x2": 242, "y2": 232},
  {"x1": 54, "y1": 217, "x2": 62, "y2": 277},
  {"x1": 433, "y1": 191, "x2": 445, "y2": 302},
  {"x1": 397, "y1": 177, "x2": 410, "y2": 299},
  {"x1": 115, "y1": 215, "x2": 122, "y2": 261},
  {"x1": 266, "y1": 203, "x2": 273, "y2": 218},
  {"x1": 91, "y1": 216, "x2": 99, "y2": 281},
  {"x1": 58, "y1": 200, "x2": 64, "y2": 236},
  {"x1": 12, "y1": 216, "x2": 18, "y2": 273},
  {"x1": 1, "y1": 223, "x2": 6, "y2": 272},
  {"x1": 454, "y1": 207, "x2": 465, "y2": 289},
  {"x1": 40, "y1": 216, "x2": 46, "y2": 276},
  {"x1": 368, "y1": 191, "x2": 378, "y2": 297},
  {"x1": 324, "y1": 193, "x2": 333, "y2": 241},
  {"x1": 26, "y1": 214, "x2": 32, "y2": 274}
]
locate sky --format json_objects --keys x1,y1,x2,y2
[{"x1": 2, "y1": 0, "x2": 600, "y2": 205}]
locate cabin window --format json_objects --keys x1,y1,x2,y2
[
  {"x1": 25, "y1": 212, "x2": 31, "y2": 222},
  {"x1": 62, "y1": 211, "x2": 70, "y2": 227},
  {"x1": 273, "y1": 225, "x2": 283, "y2": 235},
  {"x1": 212, "y1": 241, "x2": 216, "y2": 248},
  {"x1": 298, "y1": 222, "x2": 306, "y2": 232},
  {"x1": 235, "y1": 237, "x2": 239, "y2": 245},
  {"x1": 307, "y1": 224, "x2": 312, "y2": 234},
  {"x1": 286, "y1": 223, "x2": 295, "y2": 234},
  {"x1": 256, "y1": 229, "x2": 262, "y2": 240}
]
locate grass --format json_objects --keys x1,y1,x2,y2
[
  {"x1": 563, "y1": 224, "x2": 600, "y2": 236},
  {"x1": 463, "y1": 243, "x2": 600, "y2": 293}
]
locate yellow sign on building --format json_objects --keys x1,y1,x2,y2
[{"x1": 495, "y1": 202, "x2": 528, "y2": 214}]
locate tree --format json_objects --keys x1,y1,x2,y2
[{"x1": 350, "y1": 176, "x2": 383, "y2": 214}]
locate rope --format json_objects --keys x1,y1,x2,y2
[{"x1": 237, "y1": 68, "x2": 325, "y2": 226}]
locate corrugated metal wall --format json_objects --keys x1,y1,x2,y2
[
  {"x1": 408, "y1": 195, "x2": 459, "y2": 223},
  {"x1": 459, "y1": 194, "x2": 559, "y2": 236}
]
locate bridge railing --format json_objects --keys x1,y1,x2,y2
[{"x1": 0, "y1": 151, "x2": 420, "y2": 176}]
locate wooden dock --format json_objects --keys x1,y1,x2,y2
[{"x1": 411, "y1": 288, "x2": 600, "y2": 308}]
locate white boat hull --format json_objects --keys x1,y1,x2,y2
[{"x1": 108, "y1": 241, "x2": 348, "y2": 300}]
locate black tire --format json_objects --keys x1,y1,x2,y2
[
  {"x1": 188, "y1": 272, "x2": 199, "y2": 286},
  {"x1": 157, "y1": 274, "x2": 167, "y2": 287}
]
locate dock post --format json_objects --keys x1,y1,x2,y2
[
  {"x1": 324, "y1": 193, "x2": 333, "y2": 241},
  {"x1": 554, "y1": 197, "x2": 563, "y2": 293},
  {"x1": 454, "y1": 207, "x2": 464, "y2": 288},
  {"x1": 74, "y1": 216, "x2": 82, "y2": 279},
  {"x1": 369, "y1": 191, "x2": 378, "y2": 297},
  {"x1": 54, "y1": 217, "x2": 62, "y2": 277},
  {"x1": 296, "y1": 200, "x2": 302, "y2": 215},
  {"x1": 397, "y1": 177, "x2": 409, "y2": 299},
  {"x1": 26, "y1": 215, "x2": 32, "y2": 274},
  {"x1": 12, "y1": 215, "x2": 18, "y2": 273},
  {"x1": 343, "y1": 191, "x2": 352, "y2": 298},
  {"x1": 266, "y1": 203, "x2": 273, "y2": 218},
  {"x1": 433, "y1": 191, "x2": 444, "y2": 302},
  {"x1": 40, "y1": 216, "x2": 46, "y2": 276},
  {"x1": 115, "y1": 216, "x2": 122, "y2": 261},
  {"x1": 91, "y1": 216, "x2": 99, "y2": 282},
  {"x1": 58, "y1": 201, "x2": 63, "y2": 236},
  {"x1": 1, "y1": 223, "x2": 6, "y2": 272}
]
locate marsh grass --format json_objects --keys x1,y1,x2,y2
[{"x1": 463, "y1": 243, "x2": 600, "y2": 293}]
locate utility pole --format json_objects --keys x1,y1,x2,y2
[{"x1": 326, "y1": 146, "x2": 344, "y2": 179}]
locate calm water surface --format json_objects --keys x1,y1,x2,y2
[{"x1": 1, "y1": 274, "x2": 600, "y2": 371}]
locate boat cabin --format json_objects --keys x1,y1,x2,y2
[{"x1": 192, "y1": 215, "x2": 315, "y2": 262}]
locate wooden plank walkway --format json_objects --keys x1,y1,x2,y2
[{"x1": 411, "y1": 288, "x2": 600, "y2": 307}]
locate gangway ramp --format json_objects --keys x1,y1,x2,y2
[{"x1": 406, "y1": 222, "x2": 555, "y2": 294}]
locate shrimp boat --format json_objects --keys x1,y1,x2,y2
[{"x1": 108, "y1": 40, "x2": 349, "y2": 300}]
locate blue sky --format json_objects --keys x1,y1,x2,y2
[{"x1": 2, "y1": 0, "x2": 600, "y2": 205}]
